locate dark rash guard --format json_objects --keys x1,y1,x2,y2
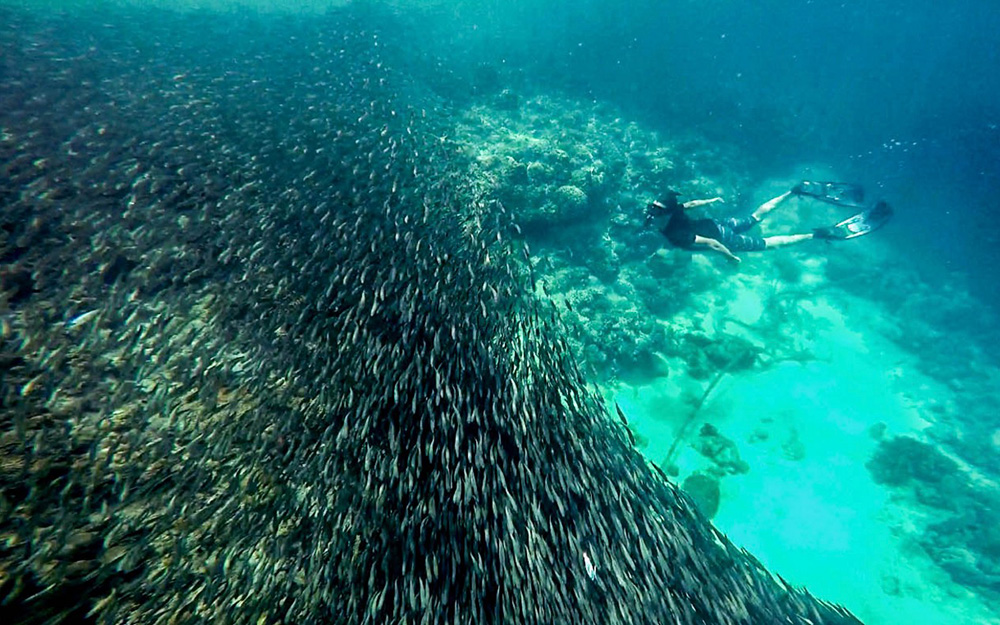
[{"x1": 662, "y1": 209, "x2": 720, "y2": 249}]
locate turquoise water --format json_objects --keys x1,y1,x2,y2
[{"x1": 1, "y1": 1, "x2": 998, "y2": 623}]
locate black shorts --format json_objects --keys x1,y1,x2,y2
[{"x1": 711, "y1": 216, "x2": 765, "y2": 252}]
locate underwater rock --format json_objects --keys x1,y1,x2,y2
[
  {"x1": 682, "y1": 347, "x2": 715, "y2": 380},
  {"x1": 749, "y1": 426, "x2": 770, "y2": 443},
  {"x1": 879, "y1": 573, "x2": 902, "y2": 597},
  {"x1": 868, "y1": 421, "x2": 888, "y2": 440},
  {"x1": 682, "y1": 472, "x2": 721, "y2": 520},
  {"x1": 693, "y1": 423, "x2": 750, "y2": 476},
  {"x1": 781, "y1": 428, "x2": 806, "y2": 462},
  {"x1": 619, "y1": 348, "x2": 670, "y2": 384},
  {"x1": 681, "y1": 332, "x2": 759, "y2": 379}
]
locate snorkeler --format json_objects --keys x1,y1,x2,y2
[{"x1": 645, "y1": 182, "x2": 892, "y2": 263}]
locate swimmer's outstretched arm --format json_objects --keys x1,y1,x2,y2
[{"x1": 681, "y1": 197, "x2": 725, "y2": 210}]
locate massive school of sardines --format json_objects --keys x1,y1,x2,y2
[{"x1": 0, "y1": 5, "x2": 861, "y2": 624}]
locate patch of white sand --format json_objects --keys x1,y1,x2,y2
[{"x1": 611, "y1": 294, "x2": 1000, "y2": 625}]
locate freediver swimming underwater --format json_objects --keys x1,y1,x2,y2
[{"x1": 645, "y1": 181, "x2": 893, "y2": 263}]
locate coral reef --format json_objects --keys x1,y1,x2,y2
[
  {"x1": 868, "y1": 435, "x2": 1000, "y2": 594},
  {"x1": 681, "y1": 472, "x2": 722, "y2": 520},
  {"x1": 454, "y1": 92, "x2": 747, "y2": 259},
  {"x1": 866, "y1": 436, "x2": 959, "y2": 486}
]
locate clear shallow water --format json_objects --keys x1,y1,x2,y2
[
  {"x1": 612, "y1": 289, "x2": 999, "y2": 624},
  {"x1": 2, "y1": 1, "x2": 998, "y2": 623}
]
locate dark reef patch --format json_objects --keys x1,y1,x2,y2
[
  {"x1": 866, "y1": 435, "x2": 959, "y2": 489},
  {"x1": 868, "y1": 435, "x2": 1000, "y2": 594}
]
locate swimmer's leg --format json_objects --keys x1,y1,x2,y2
[
  {"x1": 763, "y1": 233, "x2": 813, "y2": 248},
  {"x1": 751, "y1": 191, "x2": 795, "y2": 222}
]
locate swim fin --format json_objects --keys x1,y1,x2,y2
[
  {"x1": 792, "y1": 180, "x2": 866, "y2": 208},
  {"x1": 814, "y1": 200, "x2": 893, "y2": 240}
]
